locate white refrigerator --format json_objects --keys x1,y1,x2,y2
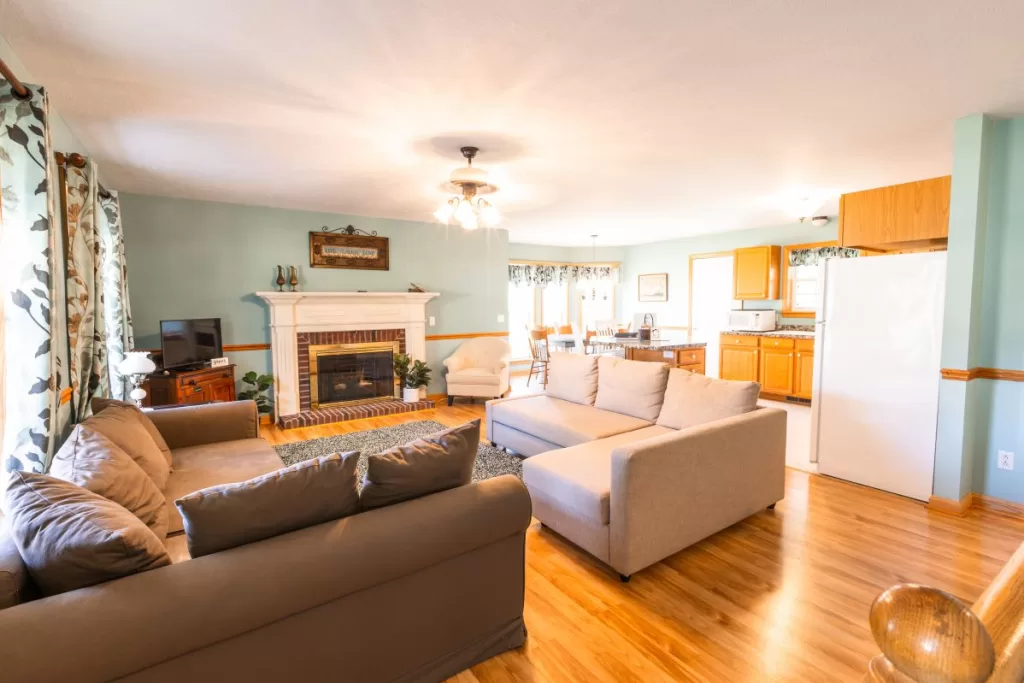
[{"x1": 809, "y1": 251, "x2": 947, "y2": 501}]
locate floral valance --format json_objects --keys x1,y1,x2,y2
[
  {"x1": 789, "y1": 246, "x2": 860, "y2": 267},
  {"x1": 508, "y1": 264, "x2": 619, "y2": 288}
]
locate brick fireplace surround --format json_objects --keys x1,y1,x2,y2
[{"x1": 256, "y1": 291, "x2": 440, "y2": 429}]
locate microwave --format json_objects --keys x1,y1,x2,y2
[{"x1": 728, "y1": 310, "x2": 777, "y2": 332}]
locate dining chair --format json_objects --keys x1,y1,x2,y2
[{"x1": 526, "y1": 327, "x2": 550, "y2": 387}]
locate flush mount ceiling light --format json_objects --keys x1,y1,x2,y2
[{"x1": 434, "y1": 146, "x2": 500, "y2": 230}]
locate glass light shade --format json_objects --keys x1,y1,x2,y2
[
  {"x1": 459, "y1": 210, "x2": 479, "y2": 230},
  {"x1": 434, "y1": 199, "x2": 455, "y2": 224},
  {"x1": 479, "y1": 201, "x2": 500, "y2": 227},
  {"x1": 118, "y1": 351, "x2": 156, "y2": 376},
  {"x1": 454, "y1": 200, "x2": 477, "y2": 229}
]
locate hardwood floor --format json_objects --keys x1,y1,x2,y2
[{"x1": 261, "y1": 389, "x2": 1024, "y2": 683}]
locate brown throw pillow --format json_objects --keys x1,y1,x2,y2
[
  {"x1": 82, "y1": 405, "x2": 170, "y2": 489},
  {"x1": 3, "y1": 471, "x2": 170, "y2": 596},
  {"x1": 0, "y1": 519, "x2": 32, "y2": 610},
  {"x1": 50, "y1": 425, "x2": 169, "y2": 538},
  {"x1": 175, "y1": 452, "x2": 361, "y2": 558},
  {"x1": 91, "y1": 397, "x2": 173, "y2": 470},
  {"x1": 360, "y1": 420, "x2": 479, "y2": 511}
]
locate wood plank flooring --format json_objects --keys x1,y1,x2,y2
[{"x1": 261, "y1": 391, "x2": 1024, "y2": 683}]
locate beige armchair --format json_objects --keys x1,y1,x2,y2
[{"x1": 444, "y1": 337, "x2": 512, "y2": 405}]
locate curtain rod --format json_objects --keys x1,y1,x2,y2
[
  {"x1": 509, "y1": 259, "x2": 622, "y2": 267},
  {"x1": 0, "y1": 57, "x2": 31, "y2": 99},
  {"x1": 55, "y1": 152, "x2": 113, "y2": 199}
]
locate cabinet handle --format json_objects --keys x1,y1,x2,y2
[
  {"x1": 797, "y1": 353, "x2": 801, "y2": 358},
  {"x1": 193, "y1": 386, "x2": 202, "y2": 393}
]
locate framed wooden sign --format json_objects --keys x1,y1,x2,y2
[
  {"x1": 638, "y1": 272, "x2": 668, "y2": 302},
  {"x1": 310, "y1": 226, "x2": 389, "y2": 270}
]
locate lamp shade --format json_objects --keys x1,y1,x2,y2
[{"x1": 118, "y1": 351, "x2": 156, "y2": 376}]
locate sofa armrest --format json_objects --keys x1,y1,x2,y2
[
  {"x1": 0, "y1": 475, "x2": 531, "y2": 683},
  {"x1": 609, "y1": 407, "x2": 787, "y2": 576},
  {"x1": 485, "y1": 392, "x2": 541, "y2": 442},
  {"x1": 443, "y1": 354, "x2": 467, "y2": 373},
  {"x1": 146, "y1": 400, "x2": 259, "y2": 449}
]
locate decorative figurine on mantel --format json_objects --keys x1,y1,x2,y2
[
  {"x1": 408, "y1": 282, "x2": 426, "y2": 293},
  {"x1": 275, "y1": 265, "x2": 286, "y2": 292},
  {"x1": 289, "y1": 266, "x2": 299, "y2": 291}
]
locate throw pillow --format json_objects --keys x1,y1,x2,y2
[
  {"x1": 546, "y1": 353, "x2": 599, "y2": 406},
  {"x1": 92, "y1": 397, "x2": 173, "y2": 469},
  {"x1": 0, "y1": 519, "x2": 32, "y2": 610},
  {"x1": 82, "y1": 404, "x2": 170, "y2": 489},
  {"x1": 656, "y1": 368, "x2": 761, "y2": 430},
  {"x1": 3, "y1": 471, "x2": 170, "y2": 596},
  {"x1": 50, "y1": 425, "x2": 169, "y2": 538},
  {"x1": 175, "y1": 452, "x2": 361, "y2": 558},
  {"x1": 594, "y1": 356, "x2": 670, "y2": 421},
  {"x1": 360, "y1": 420, "x2": 479, "y2": 510}
]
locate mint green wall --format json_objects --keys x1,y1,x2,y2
[{"x1": 120, "y1": 194, "x2": 509, "y2": 396}]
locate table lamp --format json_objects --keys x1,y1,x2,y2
[{"x1": 118, "y1": 352, "x2": 157, "y2": 407}]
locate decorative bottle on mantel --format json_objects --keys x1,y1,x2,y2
[
  {"x1": 276, "y1": 266, "x2": 286, "y2": 292},
  {"x1": 289, "y1": 266, "x2": 298, "y2": 292}
]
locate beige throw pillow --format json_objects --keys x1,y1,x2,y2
[
  {"x1": 360, "y1": 420, "x2": 479, "y2": 510},
  {"x1": 594, "y1": 356, "x2": 670, "y2": 421},
  {"x1": 3, "y1": 471, "x2": 170, "y2": 596},
  {"x1": 546, "y1": 353, "x2": 599, "y2": 405},
  {"x1": 656, "y1": 368, "x2": 761, "y2": 430},
  {"x1": 92, "y1": 397, "x2": 173, "y2": 469},
  {"x1": 82, "y1": 405, "x2": 170, "y2": 489},
  {"x1": 50, "y1": 425, "x2": 169, "y2": 538},
  {"x1": 175, "y1": 453, "x2": 361, "y2": 558}
]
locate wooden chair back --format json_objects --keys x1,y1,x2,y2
[
  {"x1": 557, "y1": 324, "x2": 573, "y2": 335},
  {"x1": 529, "y1": 328, "x2": 550, "y2": 362}
]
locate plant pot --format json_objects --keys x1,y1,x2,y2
[{"x1": 403, "y1": 387, "x2": 420, "y2": 403}]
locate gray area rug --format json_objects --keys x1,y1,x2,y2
[{"x1": 273, "y1": 420, "x2": 524, "y2": 483}]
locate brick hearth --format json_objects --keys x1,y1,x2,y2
[
  {"x1": 277, "y1": 398, "x2": 437, "y2": 429},
  {"x1": 296, "y1": 329, "x2": 406, "y2": 412}
]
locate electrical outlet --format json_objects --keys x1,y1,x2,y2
[
  {"x1": 497, "y1": 314, "x2": 505, "y2": 323},
  {"x1": 428, "y1": 316, "x2": 436, "y2": 327},
  {"x1": 998, "y1": 450, "x2": 1014, "y2": 471}
]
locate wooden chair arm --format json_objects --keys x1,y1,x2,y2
[{"x1": 867, "y1": 583, "x2": 994, "y2": 683}]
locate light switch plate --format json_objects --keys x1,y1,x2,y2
[
  {"x1": 998, "y1": 450, "x2": 1014, "y2": 470},
  {"x1": 497, "y1": 314, "x2": 505, "y2": 323},
  {"x1": 428, "y1": 316, "x2": 436, "y2": 326}
]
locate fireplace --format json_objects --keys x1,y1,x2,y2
[{"x1": 309, "y1": 340, "x2": 400, "y2": 409}]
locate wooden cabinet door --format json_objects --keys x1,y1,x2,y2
[
  {"x1": 794, "y1": 350, "x2": 814, "y2": 399},
  {"x1": 759, "y1": 347, "x2": 794, "y2": 395},
  {"x1": 733, "y1": 246, "x2": 780, "y2": 300},
  {"x1": 178, "y1": 385, "x2": 207, "y2": 404},
  {"x1": 839, "y1": 176, "x2": 950, "y2": 249},
  {"x1": 720, "y1": 346, "x2": 759, "y2": 382},
  {"x1": 209, "y1": 381, "x2": 235, "y2": 403}
]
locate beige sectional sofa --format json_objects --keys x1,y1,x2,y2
[
  {"x1": 0, "y1": 401, "x2": 532, "y2": 683},
  {"x1": 487, "y1": 353, "x2": 787, "y2": 580}
]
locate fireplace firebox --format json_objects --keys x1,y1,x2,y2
[{"x1": 308, "y1": 341, "x2": 400, "y2": 409}]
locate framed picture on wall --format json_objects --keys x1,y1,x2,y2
[
  {"x1": 310, "y1": 226, "x2": 389, "y2": 270},
  {"x1": 638, "y1": 273, "x2": 668, "y2": 302}
]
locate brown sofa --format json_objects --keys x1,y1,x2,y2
[{"x1": 0, "y1": 401, "x2": 531, "y2": 682}]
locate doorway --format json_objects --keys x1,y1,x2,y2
[{"x1": 689, "y1": 254, "x2": 739, "y2": 378}]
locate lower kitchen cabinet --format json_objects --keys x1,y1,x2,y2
[
  {"x1": 794, "y1": 339, "x2": 814, "y2": 399},
  {"x1": 719, "y1": 333, "x2": 813, "y2": 400},
  {"x1": 759, "y1": 343, "x2": 795, "y2": 395}
]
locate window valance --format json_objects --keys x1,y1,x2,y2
[
  {"x1": 789, "y1": 246, "x2": 860, "y2": 267},
  {"x1": 508, "y1": 263, "x2": 619, "y2": 288}
]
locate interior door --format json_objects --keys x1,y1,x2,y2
[{"x1": 690, "y1": 256, "x2": 739, "y2": 378}]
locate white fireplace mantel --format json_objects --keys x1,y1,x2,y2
[{"x1": 255, "y1": 291, "x2": 440, "y2": 417}]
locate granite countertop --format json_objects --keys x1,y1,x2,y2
[
  {"x1": 726, "y1": 325, "x2": 815, "y2": 339},
  {"x1": 591, "y1": 337, "x2": 707, "y2": 350}
]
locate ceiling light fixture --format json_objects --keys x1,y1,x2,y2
[{"x1": 434, "y1": 146, "x2": 500, "y2": 230}]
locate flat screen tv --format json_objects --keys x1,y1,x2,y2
[{"x1": 160, "y1": 318, "x2": 223, "y2": 369}]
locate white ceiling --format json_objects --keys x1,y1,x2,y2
[{"x1": 3, "y1": 0, "x2": 1024, "y2": 246}]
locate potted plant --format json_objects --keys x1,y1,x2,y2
[
  {"x1": 403, "y1": 359, "x2": 432, "y2": 403},
  {"x1": 393, "y1": 353, "x2": 411, "y2": 398},
  {"x1": 238, "y1": 371, "x2": 274, "y2": 416}
]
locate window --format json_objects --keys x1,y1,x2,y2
[
  {"x1": 782, "y1": 241, "x2": 839, "y2": 318},
  {"x1": 541, "y1": 282, "x2": 569, "y2": 328},
  {"x1": 507, "y1": 285, "x2": 536, "y2": 359}
]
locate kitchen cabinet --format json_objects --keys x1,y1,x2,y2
[
  {"x1": 759, "y1": 338, "x2": 795, "y2": 395},
  {"x1": 719, "y1": 335, "x2": 759, "y2": 382},
  {"x1": 794, "y1": 339, "x2": 815, "y2": 399},
  {"x1": 838, "y1": 176, "x2": 950, "y2": 251},
  {"x1": 719, "y1": 333, "x2": 813, "y2": 401},
  {"x1": 627, "y1": 346, "x2": 706, "y2": 375},
  {"x1": 733, "y1": 246, "x2": 781, "y2": 300}
]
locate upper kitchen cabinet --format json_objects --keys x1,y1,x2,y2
[
  {"x1": 838, "y1": 176, "x2": 951, "y2": 251},
  {"x1": 733, "y1": 245, "x2": 780, "y2": 300}
]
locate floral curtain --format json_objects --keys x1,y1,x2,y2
[
  {"x1": 99, "y1": 192, "x2": 134, "y2": 400},
  {"x1": 61, "y1": 158, "x2": 108, "y2": 419},
  {"x1": 789, "y1": 246, "x2": 860, "y2": 267},
  {"x1": 0, "y1": 83, "x2": 72, "y2": 473},
  {"x1": 570, "y1": 265, "x2": 618, "y2": 284},
  {"x1": 509, "y1": 263, "x2": 619, "y2": 288}
]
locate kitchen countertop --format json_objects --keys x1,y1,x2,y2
[
  {"x1": 726, "y1": 326, "x2": 815, "y2": 339},
  {"x1": 591, "y1": 336, "x2": 707, "y2": 350}
]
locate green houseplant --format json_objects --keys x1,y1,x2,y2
[
  {"x1": 238, "y1": 371, "x2": 274, "y2": 415},
  {"x1": 402, "y1": 359, "x2": 432, "y2": 402},
  {"x1": 392, "y1": 353, "x2": 411, "y2": 392}
]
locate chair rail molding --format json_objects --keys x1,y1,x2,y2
[{"x1": 255, "y1": 291, "x2": 440, "y2": 419}]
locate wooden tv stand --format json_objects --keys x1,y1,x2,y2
[{"x1": 146, "y1": 365, "x2": 237, "y2": 407}]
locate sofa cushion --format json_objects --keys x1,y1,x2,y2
[
  {"x1": 176, "y1": 452, "x2": 361, "y2": 558},
  {"x1": 446, "y1": 367, "x2": 501, "y2": 386},
  {"x1": 657, "y1": 368, "x2": 761, "y2": 430},
  {"x1": 91, "y1": 397, "x2": 173, "y2": 469},
  {"x1": 0, "y1": 519, "x2": 31, "y2": 610},
  {"x1": 360, "y1": 420, "x2": 480, "y2": 510},
  {"x1": 546, "y1": 353, "x2": 599, "y2": 406},
  {"x1": 595, "y1": 356, "x2": 670, "y2": 421},
  {"x1": 164, "y1": 438, "x2": 285, "y2": 534},
  {"x1": 50, "y1": 425, "x2": 169, "y2": 539},
  {"x1": 522, "y1": 426, "x2": 675, "y2": 525},
  {"x1": 81, "y1": 405, "x2": 170, "y2": 489},
  {"x1": 490, "y1": 395, "x2": 651, "y2": 449},
  {"x1": 3, "y1": 471, "x2": 170, "y2": 596}
]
